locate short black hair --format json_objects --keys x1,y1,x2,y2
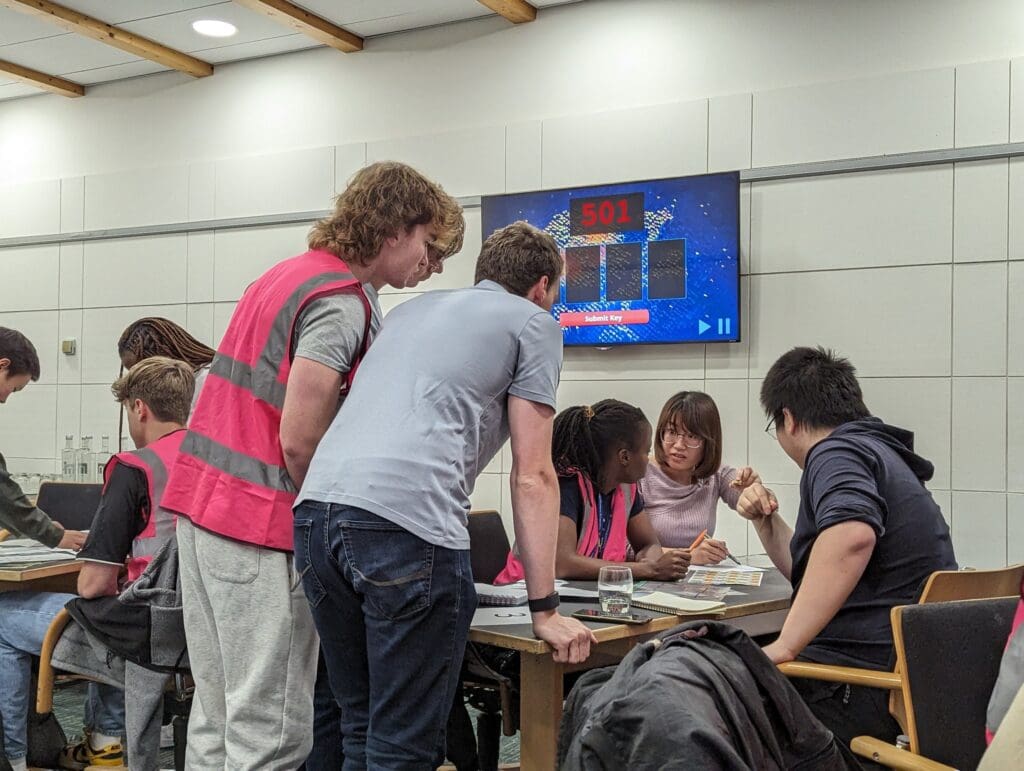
[
  {"x1": 760, "y1": 346, "x2": 869, "y2": 430},
  {"x1": 0, "y1": 327, "x2": 41, "y2": 381}
]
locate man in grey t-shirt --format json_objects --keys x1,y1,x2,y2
[{"x1": 295, "y1": 222, "x2": 596, "y2": 770}]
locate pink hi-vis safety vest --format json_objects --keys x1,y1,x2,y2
[
  {"x1": 162, "y1": 250, "x2": 370, "y2": 551},
  {"x1": 493, "y1": 472, "x2": 636, "y2": 585},
  {"x1": 104, "y1": 429, "x2": 187, "y2": 584}
]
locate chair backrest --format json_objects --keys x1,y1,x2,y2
[
  {"x1": 467, "y1": 510, "x2": 511, "y2": 584},
  {"x1": 35, "y1": 482, "x2": 103, "y2": 531},
  {"x1": 919, "y1": 564, "x2": 1024, "y2": 603},
  {"x1": 895, "y1": 597, "x2": 1018, "y2": 769}
]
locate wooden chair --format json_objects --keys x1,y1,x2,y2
[
  {"x1": 850, "y1": 597, "x2": 1017, "y2": 769},
  {"x1": 35, "y1": 482, "x2": 103, "y2": 531},
  {"x1": 778, "y1": 565, "x2": 1024, "y2": 767},
  {"x1": 0, "y1": 528, "x2": 10, "y2": 542}
]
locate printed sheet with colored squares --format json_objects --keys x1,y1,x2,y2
[{"x1": 687, "y1": 566, "x2": 765, "y2": 587}]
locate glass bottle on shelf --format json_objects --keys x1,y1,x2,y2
[
  {"x1": 94, "y1": 435, "x2": 111, "y2": 483},
  {"x1": 62, "y1": 434, "x2": 77, "y2": 481},
  {"x1": 77, "y1": 435, "x2": 93, "y2": 483}
]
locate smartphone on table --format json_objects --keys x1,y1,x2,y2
[{"x1": 572, "y1": 608, "x2": 651, "y2": 625}]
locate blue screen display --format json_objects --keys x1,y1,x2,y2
[{"x1": 481, "y1": 172, "x2": 740, "y2": 346}]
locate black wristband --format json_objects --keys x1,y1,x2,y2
[{"x1": 528, "y1": 591, "x2": 560, "y2": 613}]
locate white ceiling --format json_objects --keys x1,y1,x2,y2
[{"x1": 0, "y1": 0, "x2": 581, "y2": 101}]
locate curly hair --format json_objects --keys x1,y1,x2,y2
[
  {"x1": 117, "y1": 318, "x2": 215, "y2": 372},
  {"x1": 309, "y1": 162, "x2": 465, "y2": 266},
  {"x1": 552, "y1": 399, "x2": 649, "y2": 486}
]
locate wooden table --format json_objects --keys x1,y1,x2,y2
[
  {"x1": 468, "y1": 569, "x2": 792, "y2": 770},
  {"x1": 0, "y1": 560, "x2": 81, "y2": 593}
]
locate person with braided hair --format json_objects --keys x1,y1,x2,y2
[
  {"x1": 118, "y1": 317, "x2": 215, "y2": 418},
  {"x1": 496, "y1": 399, "x2": 690, "y2": 583}
]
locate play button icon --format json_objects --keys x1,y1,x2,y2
[{"x1": 698, "y1": 320, "x2": 711, "y2": 335}]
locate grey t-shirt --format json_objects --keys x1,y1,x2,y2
[
  {"x1": 297, "y1": 280, "x2": 563, "y2": 549},
  {"x1": 292, "y1": 285, "x2": 382, "y2": 376}
]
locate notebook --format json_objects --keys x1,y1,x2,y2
[
  {"x1": 631, "y1": 591, "x2": 726, "y2": 615},
  {"x1": 474, "y1": 582, "x2": 528, "y2": 607}
]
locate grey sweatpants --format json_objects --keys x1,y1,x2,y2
[{"x1": 176, "y1": 518, "x2": 318, "y2": 770}]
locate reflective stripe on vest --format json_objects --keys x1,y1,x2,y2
[
  {"x1": 105, "y1": 430, "x2": 185, "y2": 584},
  {"x1": 163, "y1": 250, "x2": 370, "y2": 551}
]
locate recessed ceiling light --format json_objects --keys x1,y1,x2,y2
[{"x1": 192, "y1": 19, "x2": 237, "y2": 38}]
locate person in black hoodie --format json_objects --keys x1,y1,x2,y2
[{"x1": 736, "y1": 346, "x2": 957, "y2": 749}]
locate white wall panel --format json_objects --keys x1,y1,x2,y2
[
  {"x1": 186, "y1": 303, "x2": 216, "y2": 349},
  {"x1": 708, "y1": 93, "x2": 752, "y2": 173},
  {"x1": 1008, "y1": 494, "x2": 1024, "y2": 565},
  {"x1": 1008, "y1": 158, "x2": 1024, "y2": 260},
  {"x1": 470, "y1": 472, "x2": 502, "y2": 513},
  {"x1": 541, "y1": 100, "x2": 708, "y2": 188},
  {"x1": 953, "y1": 262, "x2": 1007, "y2": 376},
  {"x1": 954, "y1": 60, "x2": 1010, "y2": 147},
  {"x1": 84, "y1": 166, "x2": 189, "y2": 230},
  {"x1": 212, "y1": 302, "x2": 237, "y2": 346},
  {"x1": 188, "y1": 161, "x2": 215, "y2": 222},
  {"x1": 859, "y1": 378, "x2": 952, "y2": 490},
  {"x1": 0, "y1": 310, "x2": 58, "y2": 384},
  {"x1": 79, "y1": 384, "x2": 124, "y2": 453},
  {"x1": 951, "y1": 377, "x2": 1006, "y2": 492},
  {"x1": 83, "y1": 236, "x2": 188, "y2": 308},
  {"x1": 187, "y1": 232, "x2": 215, "y2": 304},
  {"x1": 60, "y1": 177, "x2": 84, "y2": 233},
  {"x1": 954, "y1": 160, "x2": 1009, "y2": 263},
  {"x1": 505, "y1": 121, "x2": 542, "y2": 193},
  {"x1": 334, "y1": 142, "x2": 367, "y2": 192},
  {"x1": 81, "y1": 304, "x2": 188, "y2": 385},
  {"x1": 561, "y1": 343, "x2": 705, "y2": 382},
  {"x1": 750, "y1": 166, "x2": 952, "y2": 274},
  {"x1": 58, "y1": 243, "x2": 83, "y2": 310},
  {"x1": 215, "y1": 147, "x2": 335, "y2": 219},
  {"x1": 0, "y1": 179, "x2": 60, "y2": 238},
  {"x1": 1010, "y1": 262, "x2": 1024, "y2": 376},
  {"x1": 748, "y1": 266, "x2": 952, "y2": 378},
  {"x1": 367, "y1": 127, "x2": 505, "y2": 198},
  {"x1": 0, "y1": 385, "x2": 56, "y2": 458},
  {"x1": 56, "y1": 385, "x2": 82, "y2": 459},
  {"x1": 1007, "y1": 378, "x2": 1024, "y2": 492},
  {"x1": 57, "y1": 309, "x2": 82, "y2": 386},
  {"x1": 212, "y1": 224, "x2": 310, "y2": 302},
  {"x1": 752, "y1": 68, "x2": 953, "y2": 166},
  {"x1": 747, "y1": 387, "x2": 801, "y2": 487},
  {"x1": 0, "y1": 246, "x2": 59, "y2": 311},
  {"x1": 952, "y1": 491, "x2": 1006, "y2": 568},
  {"x1": 1010, "y1": 57, "x2": 1024, "y2": 143}
]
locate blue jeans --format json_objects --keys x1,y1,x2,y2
[
  {"x1": 0, "y1": 592, "x2": 125, "y2": 761},
  {"x1": 301, "y1": 650, "x2": 344, "y2": 770},
  {"x1": 295, "y1": 502, "x2": 476, "y2": 771}
]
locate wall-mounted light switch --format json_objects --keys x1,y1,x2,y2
[{"x1": 61, "y1": 338, "x2": 77, "y2": 355}]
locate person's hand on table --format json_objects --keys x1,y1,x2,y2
[
  {"x1": 58, "y1": 529, "x2": 87, "y2": 551},
  {"x1": 644, "y1": 548, "x2": 691, "y2": 579},
  {"x1": 532, "y1": 610, "x2": 597, "y2": 663},
  {"x1": 691, "y1": 538, "x2": 728, "y2": 565}
]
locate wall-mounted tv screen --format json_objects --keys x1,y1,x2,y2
[{"x1": 481, "y1": 171, "x2": 741, "y2": 346}]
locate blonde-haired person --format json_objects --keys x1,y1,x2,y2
[
  {"x1": 117, "y1": 317, "x2": 215, "y2": 419},
  {"x1": 0, "y1": 356, "x2": 193, "y2": 771},
  {"x1": 162, "y1": 162, "x2": 464, "y2": 770},
  {"x1": 640, "y1": 391, "x2": 760, "y2": 565}
]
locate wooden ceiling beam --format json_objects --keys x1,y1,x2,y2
[
  {"x1": 0, "y1": 58, "x2": 83, "y2": 97},
  {"x1": 233, "y1": 0, "x2": 363, "y2": 53},
  {"x1": 0, "y1": 0, "x2": 213, "y2": 78},
  {"x1": 477, "y1": 0, "x2": 538, "y2": 24}
]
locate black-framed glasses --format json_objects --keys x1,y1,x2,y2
[{"x1": 765, "y1": 415, "x2": 777, "y2": 439}]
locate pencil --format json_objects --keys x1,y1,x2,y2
[{"x1": 689, "y1": 529, "x2": 708, "y2": 550}]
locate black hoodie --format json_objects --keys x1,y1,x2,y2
[{"x1": 791, "y1": 417, "x2": 957, "y2": 669}]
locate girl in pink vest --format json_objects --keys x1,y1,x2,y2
[{"x1": 496, "y1": 399, "x2": 690, "y2": 583}]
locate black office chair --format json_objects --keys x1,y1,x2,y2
[
  {"x1": 36, "y1": 482, "x2": 103, "y2": 531},
  {"x1": 458, "y1": 511, "x2": 516, "y2": 771}
]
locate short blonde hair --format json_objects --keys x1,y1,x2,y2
[
  {"x1": 111, "y1": 356, "x2": 194, "y2": 425},
  {"x1": 309, "y1": 162, "x2": 465, "y2": 266}
]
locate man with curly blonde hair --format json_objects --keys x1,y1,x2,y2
[{"x1": 163, "y1": 162, "x2": 464, "y2": 769}]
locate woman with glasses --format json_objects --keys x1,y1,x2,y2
[
  {"x1": 495, "y1": 399, "x2": 690, "y2": 582},
  {"x1": 640, "y1": 391, "x2": 760, "y2": 565}
]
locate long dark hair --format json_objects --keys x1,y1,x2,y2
[
  {"x1": 117, "y1": 318, "x2": 215, "y2": 372},
  {"x1": 552, "y1": 399, "x2": 648, "y2": 486}
]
